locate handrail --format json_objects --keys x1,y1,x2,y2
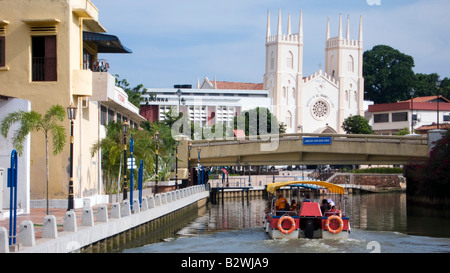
[{"x1": 189, "y1": 133, "x2": 428, "y2": 146}]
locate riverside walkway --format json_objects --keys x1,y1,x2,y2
[{"x1": 0, "y1": 185, "x2": 208, "y2": 253}]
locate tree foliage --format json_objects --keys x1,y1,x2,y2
[
  {"x1": 363, "y1": 45, "x2": 416, "y2": 103},
  {"x1": 115, "y1": 74, "x2": 151, "y2": 108},
  {"x1": 1, "y1": 104, "x2": 66, "y2": 214},
  {"x1": 233, "y1": 107, "x2": 285, "y2": 136},
  {"x1": 342, "y1": 115, "x2": 374, "y2": 134},
  {"x1": 405, "y1": 130, "x2": 450, "y2": 200}
]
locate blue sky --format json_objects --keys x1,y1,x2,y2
[{"x1": 93, "y1": 0, "x2": 450, "y2": 88}]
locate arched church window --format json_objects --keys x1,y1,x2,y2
[
  {"x1": 287, "y1": 51, "x2": 293, "y2": 69},
  {"x1": 270, "y1": 52, "x2": 275, "y2": 70},
  {"x1": 285, "y1": 111, "x2": 292, "y2": 128},
  {"x1": 283, "y1": 87, "x2": 286, "y2": 98},
  {"x1": 292, "y1": 87, "x2": 295, "y2": 98},
  {"x1": 348, "y1": 55, "x2": 354, "y2": 73}
]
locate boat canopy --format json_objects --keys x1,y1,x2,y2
[{"x1": 266, "y1": 181, "x2": 345, "y2": 195}]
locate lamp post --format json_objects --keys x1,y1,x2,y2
[
  {"x1": 409, "y1": 88, "x2": 415, "y2": 134},
  {"x1": 176, "y1": 88, "x2": 182, "y2": 116},
  {"x1": 197, "y1": 148, "x2": 202, "y2": 185},
  {"x1": 122, "y1": 121, "x2": 129, "y2": 200},
  {"x1": 154, "y1": 131, "x2": 159, "y2": 194},
  {"x1": 66, "y1": 103, "x2": 77, "y2": 211},
  {"x1": 188, "y1": 142, "x2": 192, "y2": 186},
  {"x1": 175, "y1": 140, "x2": 179, "y2": 190},
  {"x1": 436, "y1": 79, "x2": 441, "y2": 129}
]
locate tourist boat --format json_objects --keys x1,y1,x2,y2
[{"x1": 264, "y1": 181, "x2": 350, "y2": 239}]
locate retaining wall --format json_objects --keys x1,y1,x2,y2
[{"x1": 0, "y1": 185, "x2": 208, "y2": 253}]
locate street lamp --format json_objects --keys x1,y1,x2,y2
[
  {"x1": 436, "y1": 79, "x2": 441, "y2": 129},
  {"x1": 176, "y1": 89, "x2": 182, "y2": 116},
  {"x1": 197, "y1": 148, "x2": 202, "y2": 185},
  {"x1": 154, "y1": 131, "x2": 160, "y2": 194},
  {"x1": 66, "y1": 103, "x2": 77, "y2": 211},
  {"x1": 188, "y1": 142, "x2": 192, "y2": 186},
  {"x1": 175, "y1": 140, "x2": 179, "y2": 190},
  {"x1": 409, "y1": 88, "x2": 415, "y2": 134},
  {"x1": 122, "y1": 120, "x2": 129, "y2": 200}
]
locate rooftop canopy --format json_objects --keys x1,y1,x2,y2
[
  {"x1": 83, "y1": 31, "x2": 132, "y2": 54},
  {"x1": 266, "y1": 181, "x2": 345, "y2": 195}
]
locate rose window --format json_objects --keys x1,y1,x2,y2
[{"x1": 311, "y1": 100, "x2": 330, "y2": 120}]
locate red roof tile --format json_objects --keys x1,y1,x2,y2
[{"x1": 215, "y1": 81, "x2": 264, "y2": 90}]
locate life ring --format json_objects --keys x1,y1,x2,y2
[
  {"x1": 325, "y1": 215, "x2": 343, "y2": 234},
  {"x1": 277, "y1": 215, "x2": 296, "y2": 234}
]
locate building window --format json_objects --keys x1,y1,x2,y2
[
  {"x1": 285, "y1": 111, "x2": 292, "y2": 128},
  {"x1": 32, "y1": 36, "x2": 57, "y2": 81},
  {"x1": 347, "y1": 55, "x2": 354, "y2": 73},
  {"x1": 444, "y1": 115, "x2": 450, "y2": 122},
  {"x1": 0, "y1": 36, "x2": 5, "y2": 67},
  {"x1": 374, "y1": 113, "x2": 389, "y2": 123},
  {"x1": 83, "y1": 48, "x2": 93, "y2": 70},
  {"x1": 270, "y1": 51, "x2": 274, "y2": 70},
  {"x1": 287, "y1": 51, "x2": 293, "y2": 69},
  {"x1": 108, "y1": 109, "x2": 115, "y2": 124},
  {"x1": 100, "y1": 105, "x2": 107, "y2": 125},
  {"x1": 392, "y1": 112, "x2": 408, "y2": 122}
]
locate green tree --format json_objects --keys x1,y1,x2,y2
[
  {"x1": 363, "y1": 45, "x2": 416, "y2": 103},
  {"x1": 233, "y1": 107, "x2": 285, "y2": 136},
  {"x1": 342, "y1": 115, "x2": 374, "y2": 134},
  {"x1": 1, "y1": 105, "x2": 66, "y2": 214},
  {"x1": 115, "y1": 74, "x2": 151, "y2": 108}
]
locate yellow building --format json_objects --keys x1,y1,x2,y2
[{"x1": 0, "y1": 0, "x2": 145, "y2": 209}]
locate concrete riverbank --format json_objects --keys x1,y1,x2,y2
[{"x1": 0, "y1": 185, "x2": 208, "y2": 253}]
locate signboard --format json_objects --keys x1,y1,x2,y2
[
  {"x1": 127, "y1": 158, "x2": 137, "y2": 169},
  {"x1": 302, "y1": 137, "x2": 332, "y2": 145}
]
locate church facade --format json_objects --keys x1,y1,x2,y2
[{"x1": 264, "y1": 11, "x2": 365, "y2": 134}]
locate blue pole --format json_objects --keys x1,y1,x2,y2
[
  {"x1": 138, "y1": 159, "x2": 143, "y2": 207},
  {"x1": 130, "y1": 134, "x2": 134, "y2": 211},
  {"x1": 7, "y1": 150, "x2": 18, "y2": 245}
]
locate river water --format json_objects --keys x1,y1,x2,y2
[{"x1": 123, "y1": 193, "x2": 450, "y2": 253}]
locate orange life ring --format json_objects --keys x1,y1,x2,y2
[
  {"x1": 325, "y1": 215, "x2": 343, "y2": 234},
  {"x1": 277, "y1": 215, "x2": 296, "y2": 234}
]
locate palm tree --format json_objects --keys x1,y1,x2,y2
[{"x1": 1, "y1": 104, "x2": 66, "y2": 214}]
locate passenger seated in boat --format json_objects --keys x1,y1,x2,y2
[
  {"x1": 275, "y1": 193, "x2": 288, "y2": 215},
  {"x1": 290, "y1": 200, "x2": 298, "y2": 211},
  {"x1": 325, "y1": 205, "x2": 342, "y2": 217},
  {"x1": 303, "y1": 193, "x2": 311, "y2": 202},
  {"x1": 289, "y1": 200, "x2": 298, "y2": 216},
  {"x1": 320, "y1": 199, "x2": 331, "y2": 215}
]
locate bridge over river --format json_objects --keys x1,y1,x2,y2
[{"x1": 175, "y1": 133, "x2": 431, "y2": 178}]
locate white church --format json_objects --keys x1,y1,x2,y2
[{"x1": 263, "y1": 10, "x2": 365, "y2": 134}]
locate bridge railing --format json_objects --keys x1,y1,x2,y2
[{"x1": 189, "y1": 133, "x2": 429, "y2": 147}]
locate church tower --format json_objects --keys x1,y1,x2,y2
[
  {"x1": 263, "y1": 10, "x2": 304, "y2": 133},
  {"x1": 325, "y1": 14, "x2": 364, "y2": 131}
]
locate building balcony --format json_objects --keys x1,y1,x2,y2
[{"x1": 72, "y1": 69, "x2": 93, "y2": 96}]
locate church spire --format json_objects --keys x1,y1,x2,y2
[
  {"x1": 277, "y1": 9, "x2": 282, "y2": 36},
  {"x1": 299, "y1": 10, "x2": 303, "y2": 38},
  {"x1": 326, "y1": 16, "x2": 330, "y2": 40},
  {"x1": 346, "y1": 15, "x2": 350, "y2": 40},
  {"x1": 287, "y1": 13, "x2": 291, "y2": 35},
  {"x1": 266, "y1": 10, "x2": 271, "y2": 39},
  {"x1": 359, "y1": 15, "x2": 363, "y2": 42},
  {"x1": 338, "y1": 13, "x2": 343, "y2": 40}
]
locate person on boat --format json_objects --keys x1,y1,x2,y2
[
  {"x1": 290, "y1": 200, "x2": 298, "y2": 211},
  {"x1": 275, "y1": 193, "x2": 288, "y2": 215},
  {"x1": 329, "y1": 205, "x2": 342, "y2": 217},
  {"x1": 303, "y1": 193, "x2": 311, "y2": 202},
  {"x1": 320, "y1": 199, "x2": 330, "y2": 215}
]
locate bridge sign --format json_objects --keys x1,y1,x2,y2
[{"x1": 302, "y1": 137, "x2": 332, "y2": 145}]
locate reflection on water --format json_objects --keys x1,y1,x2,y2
[{"x1": 124, "y1": 193, "x2": 450, "y2": 253}]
